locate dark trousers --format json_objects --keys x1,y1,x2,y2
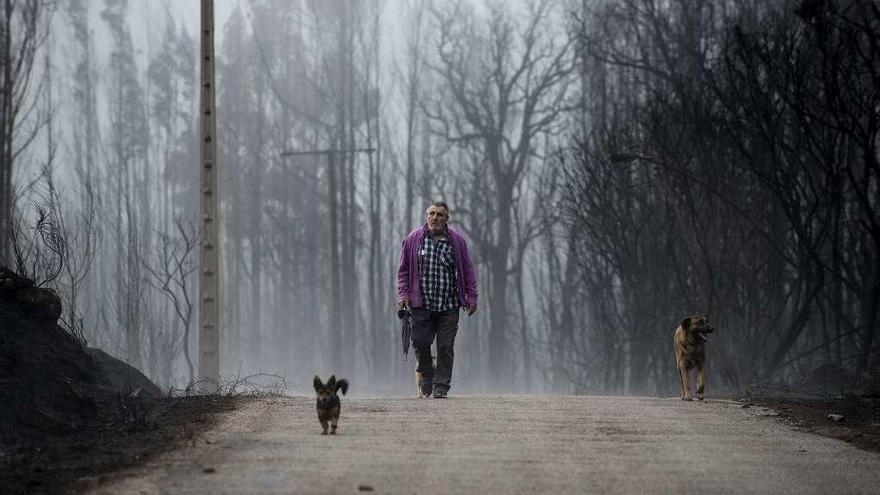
[{"x1": 411, "y1": 308, "x2": 459, "y2": 394}]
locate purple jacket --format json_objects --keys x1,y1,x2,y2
[{"x1": 397, "y1": 224, "x2": 477, "y2": 309}]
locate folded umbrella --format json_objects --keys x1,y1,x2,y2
[{"x1": 397, "y1": 308, "x2": 412, "y2": 360}]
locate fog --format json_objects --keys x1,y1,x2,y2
[{"x1": 5, "y1": 0, "x2": 878, "y2": 397}]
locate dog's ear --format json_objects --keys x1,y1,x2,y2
[
  {"x1": 336, "y1": 379, "x2": 349, "y2": 396},
  {"x1": 680, "y1": 317, "x2": 691, "y2": 331},
  {"x1": 313, "y1": 375, "x2": 323, "y2": 391},
  {"x1": 327, "y1": 375, "x2": 336, "y2": 389}
]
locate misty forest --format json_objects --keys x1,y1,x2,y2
[{"x1": 2, "y1": 0, "x2": 878, "y2": 397}]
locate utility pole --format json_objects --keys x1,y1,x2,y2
[{"x1": 199, "y1": 0, "x2": 220, "y2": 393}]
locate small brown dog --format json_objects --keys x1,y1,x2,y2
[
  {"x1": 674, "y1": 314, "x2": 714, "y2": 401},
  {"x1": 314, "y1": 374, "x2": 349, "y2": 434}
]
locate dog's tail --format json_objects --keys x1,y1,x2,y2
[{"x1": 336, "y1": 379, "x2": 349, "y2": 395}]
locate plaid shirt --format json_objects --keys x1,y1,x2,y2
[{"x1": 418, "y1": 234, "x2": 458, "y2": 311}]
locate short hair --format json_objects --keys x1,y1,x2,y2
[{"x1": 429, "y1": 201, "x2": 449, "y2": 212}]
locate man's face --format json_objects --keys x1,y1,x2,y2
[{"x1": 426, "y1": 205, "x2": 449, "y2": 233}]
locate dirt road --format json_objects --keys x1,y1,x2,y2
[{"x1": 84, "y1": 395, "x2": 880, "y2": 494}]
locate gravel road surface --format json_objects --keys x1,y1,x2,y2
[{"x1": 85, "y1": 395, "x2": 880, "y2": 494}]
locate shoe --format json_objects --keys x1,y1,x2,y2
[
  {"x1": 415, "y1": 371, "x2": 434, "y2": 399},
  {"x1": 432, "y1": 389, "x2": 448, "y2": 399}
]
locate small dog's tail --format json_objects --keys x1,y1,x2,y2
[{"x1": 336, "y1": 379, "x2": 349, "y2": 395}]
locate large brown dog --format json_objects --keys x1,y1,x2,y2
[{"x1": 674, "y1": 315, "x2": 714, "y2": 401}]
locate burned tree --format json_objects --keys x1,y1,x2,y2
[{"x1": 425, "y1": 0, "x2": 576, "y2": 386}]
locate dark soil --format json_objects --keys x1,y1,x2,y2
[
  {"x1": 747, "y1": 394, "x2": 880, "y2": 453},
  {"x1": 0, "y1": 267, "x2": 245, "y2": 493},
  {"x1": 0, "y1": 394, "x2": 243, "y2": 494}
]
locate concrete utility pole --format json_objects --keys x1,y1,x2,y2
[{"x1": 199, "y1": 0, "x2": 220, "y2": 393}]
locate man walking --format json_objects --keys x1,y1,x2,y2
[{"x1": 397, "y1": 201, "x2": 477, "y2": 398}]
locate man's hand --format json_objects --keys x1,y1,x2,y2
[
  {"x1": 466, "y1": 303, "x2": 477, "y2": 316},
  {"x1": 398, "y1": 298, "x2": 410, "y2": 310}
]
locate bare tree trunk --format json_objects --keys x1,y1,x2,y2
[
  {"x1": 857, "y1": 257, "x2": 880, "y2": 376},
  {"x1": 515, "y1": 265, "x2": 532, "y2": 390},
  {"x1": 249, "y1": 84, "x2": 264, "y2": 367},
  {"x1": 403, "y1": 0, "x2": 425, "y2": 232},
  {"x1": 327, "y1": 147, "x2": 342, "y2": 370},
  {"x1": 365, "y1": 4, "x2": 385, "y2": 383},
  {"x1": 0, "y1": 0, "x2": 42, "y2": 264},
  {"x1": 0, "y1": 0, "x2": 14, "y2": 264}
]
